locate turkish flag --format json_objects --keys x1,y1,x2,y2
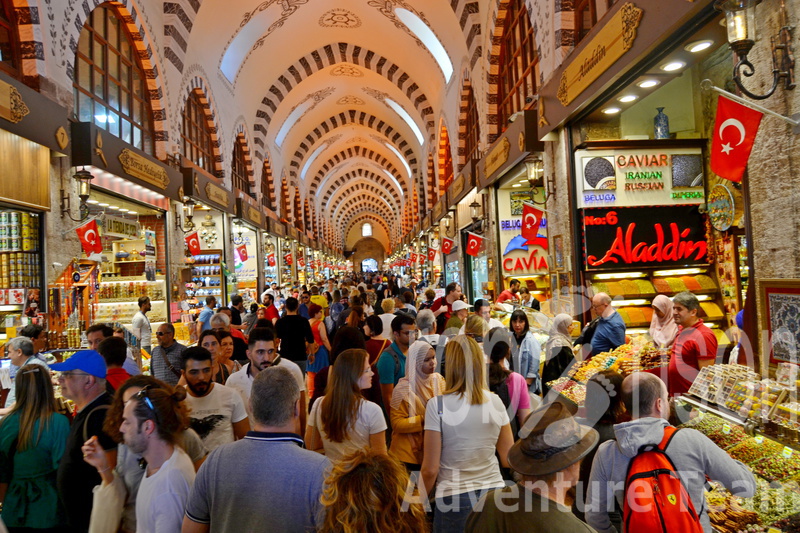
[
  {"x1": 465, "y1": 232, "x2": 483, "y2": 257},
  {"x1": 236, "y1": 244, "x2": 248, "y2": 262},
  {"x1": 522, "y1": 203, "x2": 543, "y2": 241},
  {"x1": 297, "y1": 256, "x2": 306, "y2": 268},
  {"x1": 283, "y1": 252, "x2": 293, "y2": 266},
  {"x1": 428, "y1": 248, "x2": 438, "y2": 262},
  {"x1": 267, "y1": 253, "x2": 276, "y2": 267},
  {"x1": 710, "y1": 95, "x2": 763, "y2": 183},
  {"x1": 184, "y1": 231, "x2": 202, "y2": 256},
  {"x1": 76, "y1": 219, "x2": 102, "y2": 255},
  {"x1": 441, "y1": 237, "x2": 454, "y2": 255}
]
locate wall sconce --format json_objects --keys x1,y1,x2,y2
[
  {"x1": 469, "y1": 197, "x2": 485, "y2": 234},
  {"x1": 718, "y1": 0, "x2": 795, "y2": 100},
  {"x1": 175, "y1": 197, "x2": 196, "y2": 232},
  {"x1": 525, "y1": 158, "x2": 554, "y2": 205},
  {"x1": 231, "y1": 219, "x2": 245, "y2": 245},
  {"x1": 61, "y1": 168, "x2": 94, "y2": 221}
]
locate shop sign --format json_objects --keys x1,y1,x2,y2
[
  {"x1": 103, "y1": 214, "x2": 139, "y2": 239},
  {"x1": 575, "y1": 146, "x2": 705, "y2": 208},
  {"x1": 245, "y1": 205, "x2": 263, "y2": 226},
  {"x1": 144, "y1": 230, "x2": 157, "y2": 262},
  {"x1": 0, "y1": 79, "x2": 29, "y2": 124},
  {"x1": 503, "y1": 248, "x2": 549, "y2": 273},
  {"x1": 557, "y1": 3, "x2": 643, "y2": 106},
  {"x1": 450, "y1": 173, "x2": 466, "y2": 201},
  {"x1": 205, "y1": 183, "x2": 230, "y2": 209},
  {"x1": 708, "y1": 184, "x2": 735, "y2": 231},
  {"x1": 484, "y1": 137, "x2": 510, "y2": 178},
  {"x1": 118, "y1": 149, "x2": 169, "y2": 190},
  {"x1": 582, "y1": 205, "x2": 709, "y2": 271}
]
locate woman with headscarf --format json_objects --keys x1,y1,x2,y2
[
  {"x1": 542, "y1": 314, "x2": 577, "y2": 395},
  {"x1": 649, "y1": 294, "x2": 679, "y2": 348},
  {"x1": 389, "y1": 340, "x2": 445, "y2": 471}
]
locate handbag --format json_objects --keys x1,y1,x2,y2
[
  {"x1": 574, "y1": 317, "x2": 600, "y2": 347},
  {"x1": 88, "y1": 473, "x2": 126, "y2": 533}
]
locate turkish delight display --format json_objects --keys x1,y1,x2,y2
[{"x1": 728, "y1": 437, "x2": 784, "y2": 466}]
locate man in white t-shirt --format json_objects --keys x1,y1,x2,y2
[
  {"x1": 181, "y1": 346, "x2": 249, "y2": 452},
  {"x1": 84, "y1": 378, "x2": 197, "y2": 533},
  {"x1": 131, "y1": 296, "x2": 152, "y2": 354},
  {"x1": 226, "y1": 327, "x2": 307, "y2": 433}
]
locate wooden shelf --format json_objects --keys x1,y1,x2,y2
[{"x1": 114, "y1": 259, "x2": 146, "y2": 263}]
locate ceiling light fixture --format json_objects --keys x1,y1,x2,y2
[
  {"x1": 618, "y1": 95, "x2": 638, "y2": 103},
  {"x1": 602, "y1": 107, "x2": 621, "y2": 114},
  {"x1": 638, "y1": 79, "x2": 660, "y2": 88},
  {"x1": 660, "y1": 61, "x2": 686, "y2": 72},
  {"x1": 686, "y1": 39, "x2": 714, "y2": 53}
]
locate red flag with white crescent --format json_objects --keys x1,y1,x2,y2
[
  {"x1": 441, "y1": 237, "x2": 454, "y2": 255},
  {"x1": 184, "y1": 231, "x2": 202, "y2": 256},
  {"x1": 76, "y1": 219, "x2": 102, "y2": 255},
  {"x1": 428, "y1": 248, "x2": 437, "y2": 262},
  {"x1": 297, "y1": 256, "x2": 306, "y2": 268},
  {"x1": 710, "y1": 95, "x2": 763, "y2": 183},
  {"x1": 465, "y1": 232, "x2": 483, "y2": 257},
  {"x1": 283, "y1": 252, "x2": 293, "y2": 266},
  {"x1": 236, "y1": 244, "x2": 248, "y2": 262},
  {"x1": 267, "y1": 253, "x2": 276, "y2": 267}
]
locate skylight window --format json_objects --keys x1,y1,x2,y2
[
  {"x1": 382, "y1": 170, "x2": 404, "y2": 198},
  {"x1": 301, "y1": 143, "x2": 328, "y2": 180},
  {"x1": 275, "y1": 99, "x2": 313, "y2": 147},
  {"x1": 384, "y1": 142, "x2": 413, "y2": 178},
  {"x1": 395, "y1": 8, "x2": 453, "y2": 82},
  {"x1": 385, "y1": 97, "x2": 424, "y2": 145}
]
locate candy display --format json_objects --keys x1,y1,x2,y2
[
  {"x1": 728, "y1": 438, "x2": 785, "y2": 466},
  {"x1": 706, "y1": 483, "x2": 761, "y2": 533},
  {"x1": 738, "y1": 477, "x2": 800, "y2": 525},
  {"x1": 754, "y1": 453, "x2": 800, "y2": 482},
  {"x1": 705, "y1": 421, "x2": 748, "y2": 449},
  {"x1": 547, "y1": 377, "x2": 587, "y2": 406},
  {"x1": 724, "y1": 381, "x2": 785, "y2": 420}
]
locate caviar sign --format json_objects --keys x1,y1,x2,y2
[{"x1": 582, "y1": 205, "x2": 709, "y2": 271}]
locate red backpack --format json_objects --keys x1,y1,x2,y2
[{"x1": 622, "y1": 426, "x2": 703, "y2": 533}]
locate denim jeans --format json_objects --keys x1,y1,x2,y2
[{"x1": 433, "y1": 489, "x2": 492, "y2": 533}]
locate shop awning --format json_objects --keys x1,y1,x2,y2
[
  {"x1": 72, "y1": 122, "x2": 184, "y2": 204},
  {"x1": 182, "y1": 163, "x2": 235, "y2": 214}
]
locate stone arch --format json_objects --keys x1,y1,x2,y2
[
  {"x1": 447, "y1": 0, "x2": 483, "y2": 68},
  {"x1": 334, "y1": 194, "x2": 396, "y2": 228},
  {"x1": 315, "y1": 169, "x2": 402, "y2": 210},
  {"x1": 180, "y1": 78, "x2": 223, "y2": 177},
  {"x1": 347, "y1": 214, "x2": 391, "y2": 243},
  {"x1": 325, "y1": 181, "x2": 401, "y2": 217},
  {"x1": 350, "y1": 237, "x2": 389, "y2": 270},
  {"x1": 252, "y1": 43, "x2": 435, "y2": 149},
  {"x1": 65, "y1": 0, "x2": 169, "y2": 158},
  {"x1": 289, "y1": 110, "x2": 419, "y2": 183},
  {"x1": 308, "y1": 146, "x2": 405, "y2": 196}
]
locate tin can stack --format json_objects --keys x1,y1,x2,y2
[{"x1": 0, "y1": 210, "x2": 41, "y2": 288}]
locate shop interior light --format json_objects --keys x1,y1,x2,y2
[
  {"x1": 593, "y1": 272, "x2": 646, "y2": 280},
  {"x1": 618, "y1": 95, "x2": 638, "y2": 103},
  {"x1": 98, "y1": 203, "x2": 109, "y2": 207},
  {"x1": 686, "y1": 39, "x2": 714, "y2": 53},
  {"x1": 611, "y1": 299, "x2": 649, "y2": 307},
  {"x1": 696, "y1": 295, "x2": 713, "y2": 301},
  {"x1": 511, "y1": 183, "x2": 523, "y2": 187},
  {"x1": 660, "y1": 61, "x2": 686, "y2": 72},
  {"x1": 87, "y1": 199, "x2": 100, "y2": 204},
  {"x1": 638, "y1": 79, "x2": 660, "y2": 88},
  {"x1": 602, "y1": 107, "x2": 621, "y2": 114},
  {"x1": 109, "y1": 205, "x2": 120, "y2": 210},
  {"x1": 653, "y1": 268, "x2": 705, "y2": 276}
]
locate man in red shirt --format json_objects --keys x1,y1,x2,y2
[
  {"x1": 666, "y1": 291, "x2": 718, "y2": 395},
  {"x1": 431, "y1": 282, "x2": 462, "y2": 334},
  {"x1": 494, "y1": 278, "x2": 521, "y2": 310},
  {"x1": 262, "y1": 293, "x2": 280, "y2": 326}
]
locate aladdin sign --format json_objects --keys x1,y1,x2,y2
[{"x1": 582, "y1": 205, "x2": 708, "y2": 271}]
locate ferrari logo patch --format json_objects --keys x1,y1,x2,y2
[{"x1": 667, "y1": 494, "x2": 677, "y2": 505}]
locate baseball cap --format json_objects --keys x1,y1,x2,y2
[
  {"x1": 451, "y1": 300, "x2": 472, "y2": 312},
  {"x1": 50, "y1": 349, "x2": 107, "y2": 378}
]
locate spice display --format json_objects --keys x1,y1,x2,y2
[
  {"x1": 620, "y1": 280, "x2": 640, "y2": 294},
  {"x1": 653, "y1": 278, "x2": 671, "y2": 293},
  {"x1": 701, "y1": 301, "x2": 724, "y2": 319},
  {"x1": 704, "y1": 422, "x2": 748, "y2": 450},
  {"x1": 681, "y1": 275, "x2": 703, "y2": 291},
  {"x1": 738, "y1": 477, "x2": 800, "y2": 525},
  {"x1": 696, "y1": 274, "x2": 718, "y2": 289},
  {"x1": 591, "y1": 282, "x2": 610, "y2": 294},
  {"x1": 728, "y1": 438, "x2": 784, "y2": 466},
  {"x1": 635, "y1": 279, "x2": 656, "y2": 294},
  {"x1": 753, "y1": 454, "x2": 800, "y2": 482}
]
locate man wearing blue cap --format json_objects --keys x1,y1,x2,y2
[{"x1": 52, "y1": 350, "x2": 117, "y2": 533}]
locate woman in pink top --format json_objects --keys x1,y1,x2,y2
[{"x1": 487, "y1": 337, "x2": 531, "y2": 432}]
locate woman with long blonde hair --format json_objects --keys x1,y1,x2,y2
[
  {"x1": 420, "y1": 335, "x2": 513, "y2": 533},
  {"x1": 319, "y1": 449, "x2": 428, "y2": 533},
  {"x1": 305, "y1": 349, "x2": 387, "y2": 461},
  {"x1": 0, "y1": 364, "x2": 70, "y2": 529}
]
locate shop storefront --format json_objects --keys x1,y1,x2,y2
[
  {"x1": 182, "y1": 163, "x2": 235, "y2": 316},
  {"x1": 476, "y1": 111, "x2": 547, "y2": 305},
  {"x1": 263, "y1": 218, "x2": 282, "y2": 290},
  {"x1": 0, "y1": 72, "x2": 73, "y2": 345},
  {"x1": 69, "y1": 121, "x2": 184, "y2": 350},
  {"x1": 232, "y1": 197, "x2": 265, "y2": 306}
]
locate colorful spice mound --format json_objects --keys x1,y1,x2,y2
[
  {"x1": 653, "y1": 278, "x2": 671, "y2": 293},
  {"x1": 681, "y1": 275, "x2": 703, "y2": 291},
  {"x1": 666, "y1": 277, "x2": 687, "y2": 292},
  {"x1": 753, "y1": 454, "x2": 800, "y2": 482},
  {"x1": 696, "y1": 274, "x2": 718, "y2": 290},
  {"x1": 635, "y1": 279, "x2": 656, "y2": 294},
  {"x1": 728, "y1": 438, "x2": 784, "y2": 466},
  {"x1": 704, "y1": 422, "x2": 748, "y2": 450},
  {"x1": 737, "y1": 477, "x2": 800, "y2": 525}
]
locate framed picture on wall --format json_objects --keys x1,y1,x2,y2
[
  {"x1": 760, "y1": 279, "x2": 800, "y2": 365},
  {"x1": 553, "y1": 235, "x2": 565, "y2": 271}
]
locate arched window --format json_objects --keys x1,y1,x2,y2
[
  {"x1": 74, "y1": 5, "x2": 154, "y2": 154},
  {"x1": 181, "y1": 90, "x2": 217, "y2": 175},
  {"x1": 261, "y1": 157, "x2": 275, "y2": 210},
  {"x1": 498, "y1": 0, "x2": 538, "y2": 131},
  {"x1": 0, "y1": 0, "x2": 21, "y2": 78},
  {"x1": 362, "y1": 222, "x2": 372, "y2": 237},
  {"x1": 438, "y1": 124, "x2": 453, "y2": 199},
  {"x1": 461, "y1": 83, "x2": 481, "y2": 172},
  {"x1": 231, "y1": 136, "x2": 252, "y2": 196}
]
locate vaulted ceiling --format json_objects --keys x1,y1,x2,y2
[{"x1": 181, "y1": 0, "x2": 475, "y2": 251}]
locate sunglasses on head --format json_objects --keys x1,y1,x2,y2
[{"x1": 134, "y1": 385, "x2": 160, "y2": 425}]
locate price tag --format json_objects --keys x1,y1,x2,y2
[
  {"x1": 755, "y1": 435, "x2": 764, "y2": 444},
  {"x1": 783, "y1": 446, "x2": 794, "y2": 459},
  {"x1": 722, "y1": 424, "x2": 731, "y2": 435}
]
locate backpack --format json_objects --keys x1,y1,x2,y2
[
  {"x1": 623, "y1": 426, "x2": 703, "y2": 533},
  {"x1": 382, "y1": 343, "x2": 404, "y2": 384}
]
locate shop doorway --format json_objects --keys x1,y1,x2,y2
[{"x1": 361, "y1": 258, "x2": 378, "y2": 272}]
